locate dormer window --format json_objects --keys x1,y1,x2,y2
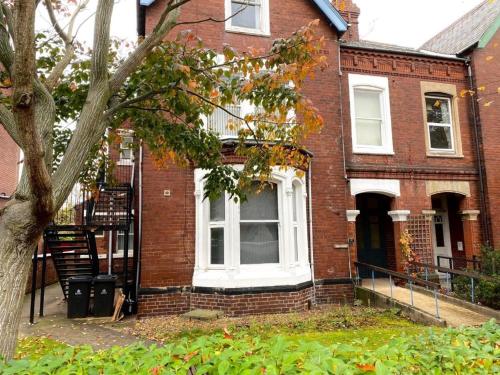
[{"x1": 225, "y1": 0, "x2": 270, "y2": 36}]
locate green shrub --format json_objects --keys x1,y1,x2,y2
[
  {"x1": 453, "y1": 246, "x2": 500, "y2": 309},
  {"x1": 1, "y1": 320, "x2": 498, "y2": 374}
]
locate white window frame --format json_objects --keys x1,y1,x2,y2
[
  {"x1": 348, "y1": 74, "x2": 394, "y2": 155},
  {"x1": 117, "y1": 130, "x2": 134, "y2": 166},
  {"x1": 116, "y1": 219, "x2": 134, "y2": 256},
  {"x1": 194, "y1": 166, "x2": 311, "y2": 288},
  {"x1": 225, "y1": 0, "x2": 270, "y2": 36},
  {"x1": 425, "y1": 95, "x2": 455, "y2": 152}
]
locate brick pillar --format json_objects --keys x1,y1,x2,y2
[
  {"x1": 346, "y1": 209, "x2": 360, "y2": 277},
  {"x1": 388, "y1": 210, "x2": 411, "y2": 272},
  {"x1": 460, "y1": 210, "x2": 480, "y2": 260}
]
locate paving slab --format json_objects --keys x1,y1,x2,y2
[{"x1": 19, "y1": 284, "x2": 151, "y2": 349}]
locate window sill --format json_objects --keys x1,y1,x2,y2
[
  {"x1": 352, "y1": 149, "x2": 395, "y2": 156},
  {"x1": 225, "y1": 27, "x2": 271, "y2": 38},
  {"x1": 193, "y1": 264, "x2": 311, "y2": 288},
  {"x1": 426, "y1": 152, "x2": 464, "y2": 159}
]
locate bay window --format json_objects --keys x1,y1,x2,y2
[{"x1": 194, "y1": 167, "x2": 311, "y2": 288}]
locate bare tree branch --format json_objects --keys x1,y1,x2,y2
[
  {"x1": 108, "y1": 0, "x2": 190, "y2": 92},
  {"x1": 12, "y1": 0, "x2": 53, "y2": 221},
  {"x1": 44, "y1": 0, "x2": 91, "y2": 92},
  {"x1": 52, "y1": 0, "x2": 115, "y2": 208}
]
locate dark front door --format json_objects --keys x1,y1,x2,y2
[{"x1": 356, "y1": 194, "x2": 391, "y2": 277}]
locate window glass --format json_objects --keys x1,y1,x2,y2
[
  {"x1": 117, "y1": 221, "x2": 134, "y2": 251},
  {"x1": 207, "y1": 104, "x2": 241, "y2": 137},
  {"x1": 209, "y1": 196, "x2": 225, "y2": 265},
  {"x1": 240, "y1": 223, "x2": 279, "y2": 264},
  {"x1": 210, "y1": 195, "x2": 225, "y2": 222},
  {"x1": 426, "y1": 97, "x2": 453, "y2": 150},
  {"x1": 210, "y1": 228, "x2": 225, "y2": 264},
  {"x1": 354, "y1": 89, "x2": 383, "y2": 147},
  {"x1": 120, "y1": 136, "x2": 133, "y2": 160},
  {"x1": 426, "y1": 98, "x2": 451, "y2": 124},
  {"x1": 240, "y1": 183, "x2": 278, "y2": 220},
  {"x1": 434, "y1": 215, "x2": 445, "y2": 247},
  {"x1": 240, "y1": 182, "x2": 279, "y2": 264},
  {"x1": 231, "y1": 0, "x2": 261, "y2": 29}
]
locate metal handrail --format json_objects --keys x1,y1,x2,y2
[
  {"x1": 354, "y1": 261, "x2": 441, "y2": 318},
  {"x1": 410, "y1": 261, "x2": 495, "y2": 282},
  {"x1": 437, "y1": 255, "x2": 481, "y2": 271}
]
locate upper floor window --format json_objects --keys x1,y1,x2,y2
[
  {"x1": 420, "y1": 82, "x2": 463, "y2": 158},
  {"x1": 348, "y1": 74, "x2": 393, "y2": 155},
  {"x1": 225, "y1": 0, "x2": 270, "y2": 36},
  {"x1": 425, "y1": 95, "x2": 454, "y2": 151},
  {"x1": 118, "y1": 133, "x2": 134, "y2": 164}
]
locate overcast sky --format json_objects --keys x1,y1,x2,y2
[{"x1": 37, "y1": 0, "x2": 484, "y2": 49}]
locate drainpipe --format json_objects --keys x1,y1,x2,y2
[
  {"x1": 466, "y1": 59, "x2": 491, "y2": 245},
  {"x1": 135, "y1": 141, "x2": 144, "y2": 297},
  {"x1": 337, "y1": 40, "x2": 353, "y2": 281},
  {"x1": 307, "y1": 160, "x2": 316, "y2": 305}
]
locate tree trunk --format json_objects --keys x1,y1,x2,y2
[{"x1": 0, "y1": 202, "x2": 42, "y2": 360}]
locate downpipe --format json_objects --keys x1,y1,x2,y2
[{"x1": 307, "y1": 160, "x2": 316, "y2": 305}]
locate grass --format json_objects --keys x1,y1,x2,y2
[
  {"x1": 123, "y1": 305, "x2": 437, "y2": 348},
  {"x1": 15, "y1": 306, "x2": 438, "y2": 360}
]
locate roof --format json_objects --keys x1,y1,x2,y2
[
  {"x1": 420, "y1": 0, "x2": 500, "y2": 55},
  {"x1": 139, "y1": 0, "x2": 348, "y2": 34},
  {"x1": 341, "y1": 40, "x2": 465, "y2": 60}
]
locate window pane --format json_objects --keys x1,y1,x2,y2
[
  {"x1": 210, "y1": 228, "x2": 224, "y2": 264},
  {"x1": 434, "y1": 223, "x2": 445, "y2": 247},
  {"x1": 429, "y1": 125, "x2": 452, "y2": 149},
  {"x1": 231, "y1": 2, "x2": 260, "y2": 29},
  {"x1": 356, "y1": 119, "x2": 382, "y2": 146},
  {"x1": 240, "y1": 223, "x2": 279, "y2": 264},
  {"x1": 426, "y1": 98, "x2": 450, "y2": 124},
  {"x1": 240, "y1": 182, "x2": 278, "y2": 220},
  {"x1": 354, "y1": 89, "x2": 382, "y2": 119},
  {"x1": 210, "y1": 195, "x2": 225, "y2": 221},
  {"x1": 292, "y1": 184, "x2": 298, "y2": 222}
]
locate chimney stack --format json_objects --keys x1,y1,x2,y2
[{"x1": 332, "y1": 0, "x2": 360, "y2": 41}]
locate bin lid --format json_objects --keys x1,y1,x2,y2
[
  {"x1": 94, "y1": 274, "x2": 117, "y2": 281},
  {"x1": 68, "y1": 275, "x2": 93, "y2": 282}
]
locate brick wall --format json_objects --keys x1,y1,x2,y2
[
  {"x1": 136, "y1": 0, "x2": 486, "y2": 318},
  {"x1": 138, "y1": 282, "x2": 353, "y2": 318},
  {"x1": 471, "y1": 30, "x2": 500, "y2": 247},
  {"x1": 0, "y1": 126, "x2": 19, "y2": 208}
]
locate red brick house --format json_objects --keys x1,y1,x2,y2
[
  {"x1": 0, "y1": 125, "x2": 19, "y2": 209},
  {"x1": 421, "y1": 0, "x2": 500, "y2": 248},
  {"x1": 37, "y1": 0, "x2": 497, "y2": 318},
  {"x1": 117, "y1": 0, "x2": 497, "y2": 317}
]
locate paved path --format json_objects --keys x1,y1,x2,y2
[
  {"x1": 20, "y1": 284, "x2": 149, "y2": 349},
  {"x1": 361, "y1": 278, "x2": 492, "y2": 327}
]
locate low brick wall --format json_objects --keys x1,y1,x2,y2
[{"x1": 137, "y1": 281, "x2": 354, "y2": 318}]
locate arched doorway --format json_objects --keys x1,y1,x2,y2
[
  {"x1": 431, "y1": 193, "x2": 466, "y2": 268},
  {"x1": 355, "y1": 193, "x2": 394, "y2": 277}
]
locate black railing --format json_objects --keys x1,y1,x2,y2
[
  {"x1": 408, "y1": 261, "x2": 495, "y2": 304},
  {"x1": 437, "y1": 255, "x2": 481, "y2": 271}
]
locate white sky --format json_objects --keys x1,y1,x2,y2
[{"x1": 36, "y1": 0, "x2": 483, "y2": 49}]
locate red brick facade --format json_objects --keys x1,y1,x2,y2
[
  {"x1": 0, "y1": 126, "x2": 19, "y2": 208},
  {"x1": 129, "y1": 0, "x2": 495, "y2": 317},
  {"x1": 469, "y1": 30, "x2": 500, "y2": 247}
]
